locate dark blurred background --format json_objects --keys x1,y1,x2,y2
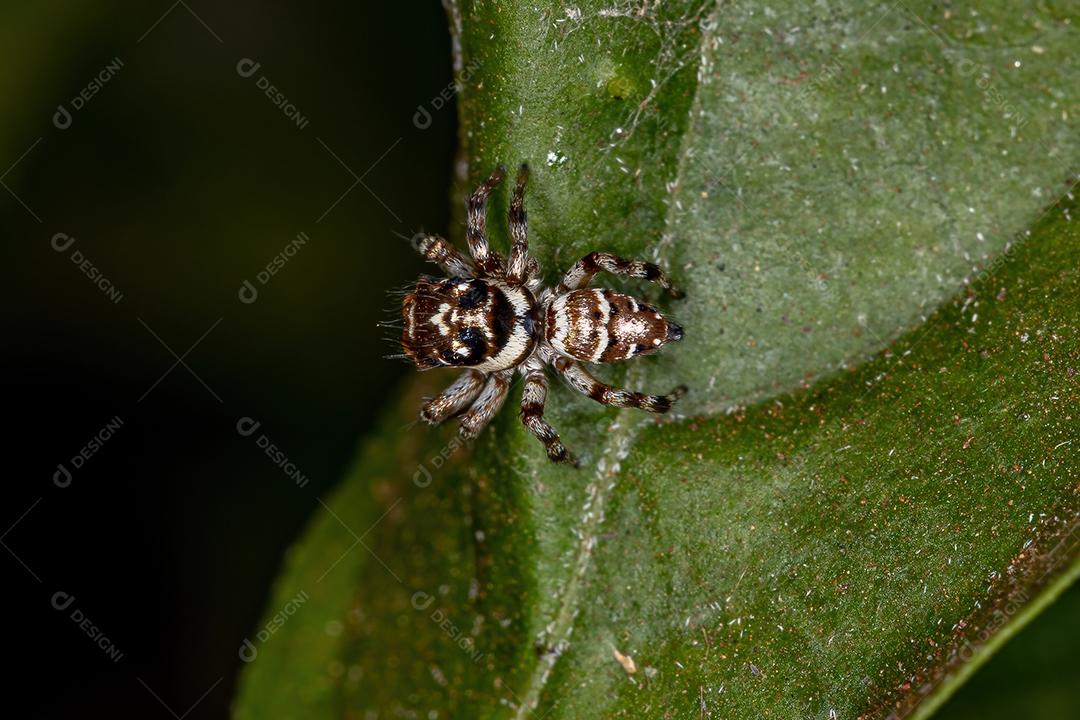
[
  {"x1": 2, "y1": 1, "x2": 1076, "y2": 718},
  {"x1": 4, "y1": 1, "x2": 449, "y2": 716}
]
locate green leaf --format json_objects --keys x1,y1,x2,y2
[
  {"x1": 935, "y1": 578, "x2": 1080, "y2": 718},
  {"x1": 233, "y1": 1, "x2": 1080, "y2": 718}
]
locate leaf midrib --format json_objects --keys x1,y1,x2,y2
[
  {"x1": 511, "y1": 385, "x2": 647, "y2": 717},
  {"x1": 508, "y1": 2, "x2": 721, "y2": 712}
]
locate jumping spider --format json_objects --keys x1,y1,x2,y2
[{"x1": 401, "y1": 164, "x2": 686, "y2": 465}]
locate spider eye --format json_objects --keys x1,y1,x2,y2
[
  {"x1": 458, "y1": 327, "x2": 483, "y2": 350},
  {"x1": 451, "y1": 327, "x2": 486, "y2": 364},
  {"x1": 457, "y1": 281, "x2": 487, "y2": 310}
]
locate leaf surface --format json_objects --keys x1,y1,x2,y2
[{"x1": 234, "y1": 2, "x2": 1080, "y2": 718}]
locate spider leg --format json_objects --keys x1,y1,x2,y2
[
  {"x1": 519, "y1": 360, "x2": 575, "y2": 465},
  {"x1": 506, "y1": 164, "x2": 532, "y2": 286},
  {"x1": 420, "y1": 369, "x2": 486, "y2": 425},
  {"x1": 412, "y1": 233, "x2": 476, "y2": 278},
  {"x1": 466, "y1": 166, "x2": 507, "y2": 277},
  {"x1": 525, "y1": 256, "x2": 541, "y2": 280},
  {"x1": 458, "y1": 368, "x2": 514, "y2": 439},
  {"x1": 525, "y1": 270, "x2": 544, "y2": 296},
  {"x1": 552, "y1": 357, "x2": 686, "y2": 413},
  {"x1": 557, "y1": 251, "x2": 683, "y2": 297}
]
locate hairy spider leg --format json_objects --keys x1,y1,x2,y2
[
  {"x1": 412, "y1": 234, "x2": 476, "y2": 278},
  {"x1": 557, "y1": 251, "x2": 684, "y2": 298},
  {"x1": 420, "y1": 369, "x2": 487, "y2": 424},
  {"x1": 506, "y1": 164, "x2": 532, "y2": 286},
  {"x1": 519, "y1": 357, "x2": 574, "y2": 465},
  {"x1": 458, "y1": 368, "x2": 514, "y2": 439},
  {"x1": 466, "y1": 165, "x2": 508, "y2": 277},
  {"x1": 552, "y1": 356, "x2": 686, "y2": 413}
]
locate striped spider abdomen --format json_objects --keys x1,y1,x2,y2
[{"x1": 546, "y1": 288, "x2": 683, "y2": 364}]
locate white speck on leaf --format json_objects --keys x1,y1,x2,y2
[{"x1": 612, "y1": 647, "x2": 637, "y2": 675}]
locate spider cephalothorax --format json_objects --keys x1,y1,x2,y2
[
  {"x1": 402, "y1": 276, "x2": 540, "y2": 370},
  {"x1": 401, "y1": 164, "x2": 685, "y2": 464}
]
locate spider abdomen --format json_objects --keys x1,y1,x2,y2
[{"x1": 545, "y1": 288, "x2": 683, "y2": 364}]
